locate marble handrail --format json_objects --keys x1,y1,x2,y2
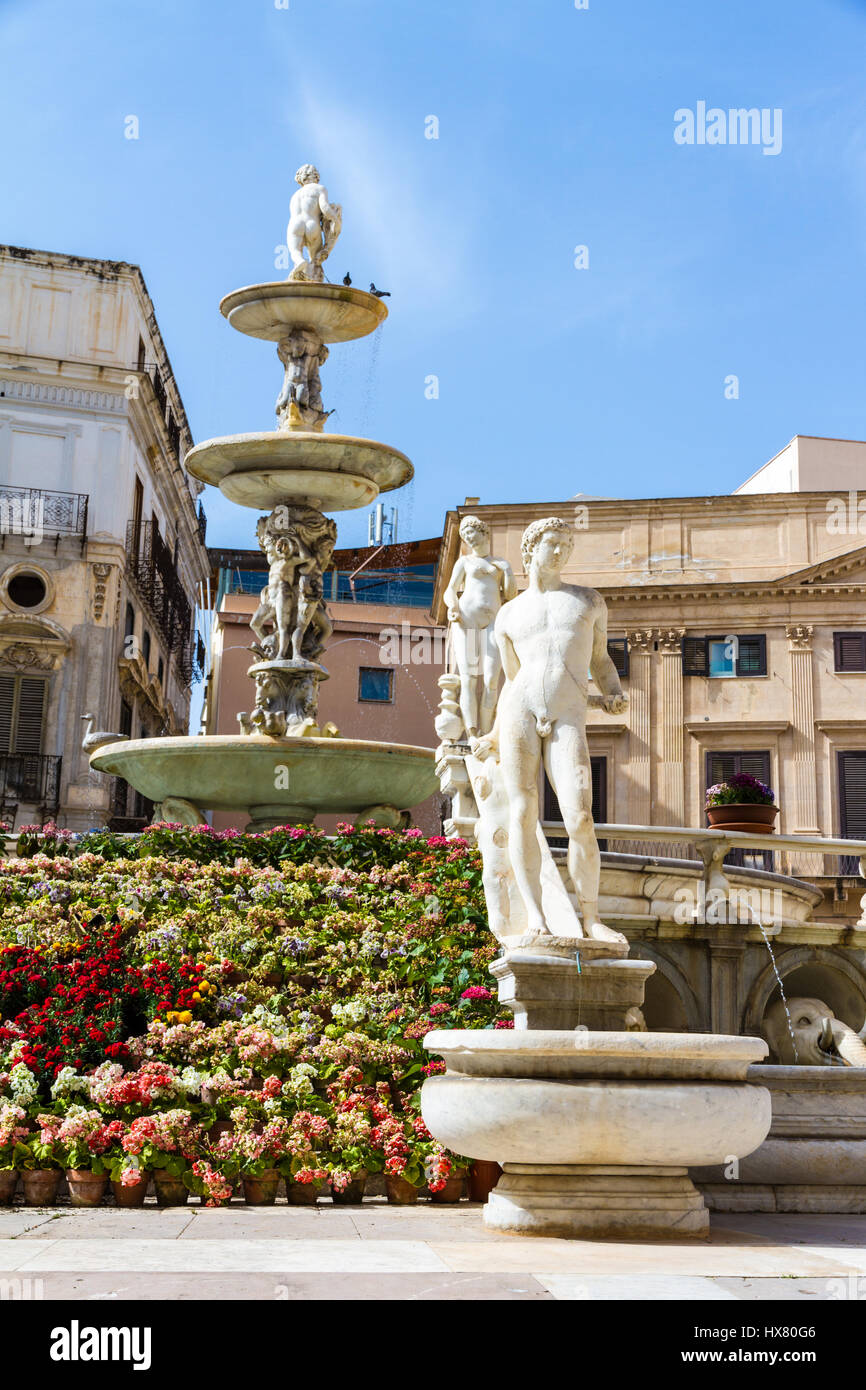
[{"x1": 580, "y1": 823, "x2": 866, "y2": 929}]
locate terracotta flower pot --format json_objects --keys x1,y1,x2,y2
[
  {"x1": 430, "y1": 1171, "x2": 466, "y2": 1204},
  {"x1": 111, "y1": 1176, "x2": 149, "y2": 1208},
  {"x1": 0, "y1": 1170, "x2": 18, "y2": 1206},
  {"x1": 243, "y1": 1170, "x2": 281, "y2": 1205},
  {"x1": 385, "y1": 1174, "x2": 420, "y2": 1205},
  {"x1": 330, "y1": 1170, "x2": 368, "y2": 1205},
  {"x1": 286, "y1": 1181, "x2": 321, "y2": 1206},
  {"x1": 66, "y1": 1169, "x2": 108, "y2": 1208},
  {"x1": 152, "y1": 1171, "x2": 189, "y2": 1207},
  {"x1": 22, "y1": 1169, "x2": 61, "y2": 1207},
  {"x1": 467, "y1": 1160, "x2": 502, "y2": 1203},
  {"x1": 706, "y1": 804, "x2": 779, "y2": 834}
]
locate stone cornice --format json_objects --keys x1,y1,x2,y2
[
  {"x1": 685, "y1": 720, "x2": 790, "y2": 736},
  {"x1": 0, "y1": 374, "x2": 127, "y2": 415}
]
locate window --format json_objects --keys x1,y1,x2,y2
[
  {"x1": 606, "y1": 639, "x2": 629, "y2": 678},
  {"x1": 358, "y1": 667, "x2": 393, "y2": 702},
  {"x1": 683, "y1": 635, "x2": 767, "y2": 677},
  {"x1": 706, "y1": 750, "x2": 773, "y2": 870},
  {"x1": 131, "y1": 477, "x2": 143, "y2": 562},
  {"x1": 839, "y1": 752, "x2": 866, "y2": 873},
  {"x1": 0, "y1": 675, "x2": 46, "y2": 754},
  {"x1": 124, "y1": 604, "x2": 135, "y2": 639},
  {"x1": 157, "y1": 657, "x2": 164, "y2": 685},
  {"x1": 142, "y1": 630, "x2": 151, "y2": 669},
  {"x1": 543, "y1": 757, "x2": 608, "y2": 849},
  {"x1": 834, "y1": 633, "x2": 866, "y2": 673},
  {"x1": 5, "y1": 572, "x2": 47, "y2": 610},
  {"x1": 136, "y1": 337, "x2": 146, "y2": 373}
]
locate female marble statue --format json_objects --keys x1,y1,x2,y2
[{"x1": 443, "y1": 516, "x2": 517, "y2": 739}]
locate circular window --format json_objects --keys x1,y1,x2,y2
[{"x1": 6, "y1": 572, "x2": 47, "y2": 609}]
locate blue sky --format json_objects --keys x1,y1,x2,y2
[{"x1": 3, "y1": 0, "x2": 866, "y2": 549}]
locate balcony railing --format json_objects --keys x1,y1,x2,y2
[
  {"x1": 0, "y1": 753, "x2": 61, "y2": 820},
  {"x1": 0, "y1": 487, "x2": 88, "y2": 550},
  {"x1": 126, "y1": 519, "x2": 193, "y2": 667}
]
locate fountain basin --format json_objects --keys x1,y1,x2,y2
[
  {"x1": 220, "y1": 282, "x2": 387, "y2": 343},
  {"x1": 185, "y1": 431, "x2": 413, "y2": 510},
  {"x1": 90, "y1": 735, "x2": 438, "y2": 828},
  {"x1": 422, "y1": 1030, "x2": 771, "y2": 1238},
  {"x1": 693, "y1": 1064, "x2": 866, "y2": 1213}
]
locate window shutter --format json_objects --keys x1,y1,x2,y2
[
  {"x1": 707, "y1": 751, "x2": 737, "y2": 786},
  {"x1": 607, "y1": 639, "x2": 629, "y2": 678},
  {"x1": 834, "y1": 633, "x2": 866, "y2": 673},
  {"x1": 543, "y1": 757, "x2": 607, "y2": 823},
  {"x1": 738, "y1": 751, "x2": 771, "y2": 785},
  {"x1": 14, "y1": 679, "x2": 45, "y2": 754},
  {"x1": 839, "y1": 753, "x2": 866, "y2": 839},
  {"x1": 737, "y1": 635, "x2": 766, "y2": 676},
  {"x1": 0, "y1": 676, "x2": 14, "y2": 754},
  {"x1": 682, "y1": 637, "x2": 708, "y2": 675}
]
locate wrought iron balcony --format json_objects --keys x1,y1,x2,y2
[
  {"x1": 0, "y1": 486, "x2": 88, "y2": 550},
  {"x1": 0, "y1": 753, "x2": 61, "y2": 816},
  {"x1": 126, "y1": 519, "x2": 193, "y2": 662}
]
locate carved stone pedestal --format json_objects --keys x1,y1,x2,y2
[
  {"x1": 490, "y1": 932, "x2": 654, "y2": 1031},
  {"x1": 238, "y1": 659, "x2": 328, "y2": 737},
  {"x1": 485, "y1": 1164, "x2": 708, "y2": 1239}
]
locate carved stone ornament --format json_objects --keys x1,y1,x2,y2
[
  {"x1": 786, "y1": 623, "x2": 814, "y2": 651},
  {"x1": 0, "y1": 642, "x2": 55, "y2": 671}
]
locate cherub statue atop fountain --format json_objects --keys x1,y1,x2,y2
[{"x1": 286, "y1": 164, "x2": 342, "y2": 284}]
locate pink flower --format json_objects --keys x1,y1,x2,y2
[{"x1": 460, "y1": 986, "x2": 492, "y2": 1001}]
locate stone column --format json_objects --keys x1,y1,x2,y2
[
  {"x1": 657, "y1": 628, "x2": 686, "y2": 826},
  {"x1": 786, "y1": 624, "x2": 819, "y2": 834},
  {"x1": 626, "y1": 629, "x2": 654, "y2": 825}
]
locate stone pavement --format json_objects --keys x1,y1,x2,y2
[{"x1": 2, "y1": 1203, "x2": 866, "y2": 1300}]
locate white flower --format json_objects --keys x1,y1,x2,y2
[
  {"x1": 50, "y1": 1067, "x2": 87, "y2": 1100},
  {"x1": 10, "y1": 1062, "x2": 38, "y2": 1105}
]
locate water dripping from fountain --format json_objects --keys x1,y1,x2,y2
[{"x1": 754, "y1": 916, "x2": 799, "y2": 1063}]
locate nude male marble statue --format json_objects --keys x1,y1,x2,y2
[{"x1": 482, "y1": 516, "x2": 627, "y2": 942}]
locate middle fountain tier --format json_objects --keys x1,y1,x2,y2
[{"x1": 91, "y1": 166, "x2": 438, "y2": 829}]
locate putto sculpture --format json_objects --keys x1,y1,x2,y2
[
  {"x1": 249, "y1": 507, "x2": 337, "y2": 663},
  {"x1": 286, "y1": 164, "x2": 342, "y2": 283}
]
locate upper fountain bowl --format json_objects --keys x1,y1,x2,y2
[{"x1": 220, "y1": 282, "x2": 387, "y2": 343}]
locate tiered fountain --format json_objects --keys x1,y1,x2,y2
[{"x1": 91, "y1": 165, "x2": 438, "y2": 829}]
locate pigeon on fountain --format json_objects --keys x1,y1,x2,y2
[
  {"x1": 369, "y1": 283, "x2": 391, "y2": 298},
  {"x1": 342, "y1": 272, "x2": 352, "y2": 285},
  {"x1": 81, "y1": 713, "x2": 128, "y2": 753}
]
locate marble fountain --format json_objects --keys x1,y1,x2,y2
[{"x1": 90, "y1": 164, "x2": 437, "y2": 831}]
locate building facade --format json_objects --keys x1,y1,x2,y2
[
  {"x1": 0, "y1": 246, "x2": 209, "y2": 831},
  {"x1": 432, "y1": 440, "x2": 866, "y2": 921},
  {"x1": 203, "y1": 538, "x2": 445, "y2": 833}
]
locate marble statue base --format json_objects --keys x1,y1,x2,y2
[
  {"x1": 238, "y1": 658, "x2": 327, "y2": 738},
  {"x1": 485, "y1": 1164, "x2": 708, "y2": 1239},
  {"x1": 490, "y1": 932, "x2": 654, "y2": 1031}
]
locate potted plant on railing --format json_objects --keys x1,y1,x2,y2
[
  {"x1": 0, "y1": 1103, "x2": 30, "y2": 1205},
  {"x1": 705, "y1": 773, "x2": 779, "y2": 833}
]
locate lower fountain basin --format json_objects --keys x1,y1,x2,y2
[
  {"x1": 422, "y1": 1030, "x2": 771, "y2": 1238},
  {"x1": 185, "y1": 431, "x2": 413, "y2": 510},
  {"x1": 90, "y1": 734, "x2": 438, "y2": 828}
]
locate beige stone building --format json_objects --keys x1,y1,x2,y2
[
  {"x1": 432, "y1": 438, "x2": 866, "y2": 920},
  {"x1": 0, "y1": 246, "x2": 210, "y2": 830}
]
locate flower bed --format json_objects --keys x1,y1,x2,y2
[{"x1": 0, "y1": 823, "x2": 508, "y2": 1205}]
